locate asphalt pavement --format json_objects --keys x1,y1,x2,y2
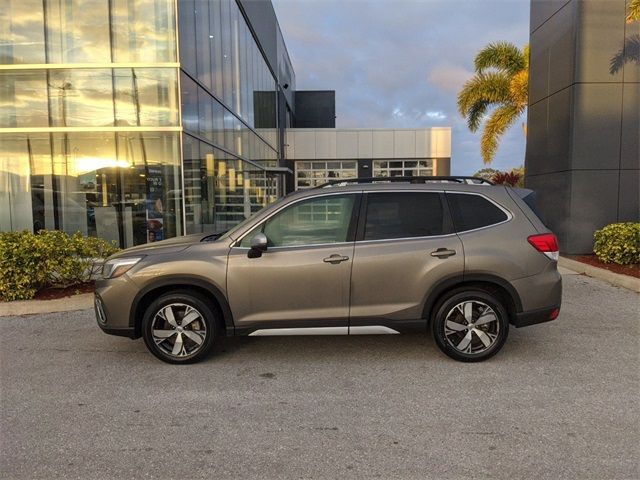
[{"x1": 1, "y1": 273, "x2": 638, "y2": 479}]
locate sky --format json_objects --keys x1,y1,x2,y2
[{"x1": 272, "y1": 0, "x2": 531, "y2": 175}]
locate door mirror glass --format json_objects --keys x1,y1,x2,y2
[{"x1": 250, "y1": 232, "x2": 268, "y2": 251}]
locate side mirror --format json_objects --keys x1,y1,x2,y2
[{"x1": 248, "y1": 233, "x2": 268, "y2": 258}]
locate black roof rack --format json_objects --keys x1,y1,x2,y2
[{"x1": 315, "y1": 176, "x2": 494, "y2": 188}]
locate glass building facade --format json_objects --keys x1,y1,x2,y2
[{"x1": 0, "y1": 0, "x2": 285, "y2": 246}]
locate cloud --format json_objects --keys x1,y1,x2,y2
[
  {"x1": 272, "y1": 0, "x2": 530, "y2": 174},
  {"x1": 427, "y1": 64, "x2": 474, "y2": 94}
]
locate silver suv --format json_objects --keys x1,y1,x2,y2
[{"x1": 95, "y1": 177, "x2": 562, "y2": 364}]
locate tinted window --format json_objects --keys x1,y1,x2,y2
[
  {"x1": 447, "y1": 193, "x2": 508, "y2": 232},
  {"x1": 241, "y1": 195, "x2": 355, "y2": 247},
  {"x1": 363, "y1": 192, "x2": 445, "y2": 241}
]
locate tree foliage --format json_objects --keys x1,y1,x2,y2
[{"x1": 458, "y1": 42, "x2": 528, "y2": 164}]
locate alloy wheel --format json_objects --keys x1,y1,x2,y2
[
  {"x1": 443, "y1": 300, "x2": 500, "y2": 355},
  {"x1": 151, "y1": 303, "x2": 207, "y2": 358}
]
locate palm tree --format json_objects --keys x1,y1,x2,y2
[{"x1": 458, "y1": 42, "x2": 528, "y2": 164}]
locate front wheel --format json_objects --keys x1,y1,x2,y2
[
  {"x1": 142, "y1": 291, "x2": 218, "y2": 364},
  {"x1": 432, "y1": 289, "x2": 509, "y2": 362}
]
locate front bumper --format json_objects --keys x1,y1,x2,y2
[{"x1": 94, "y1": 294, "x2": 136, "y2": 338}]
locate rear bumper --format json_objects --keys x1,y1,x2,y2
[
  {"x1": 510, "y1": 262, "x2": 562, "y2": 327},
  {"x1": 513, "y1": 306, "x2": 560, "y2": 328}
]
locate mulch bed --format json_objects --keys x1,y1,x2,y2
[
  {"x1": 33, "y1": 282, "x2": 95, "y2": 300},
  {"x1": 566, "y1": 255, "x2": 640, "y2": 279}
]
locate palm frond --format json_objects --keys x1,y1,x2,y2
[
  {"x1": 627, "y1": 0, "x2": 640, "y2": 23},
  {"x1": 509, "y1": 69, "x2": 529, "y2": 107},
  {"x1": 480, "y1": 103, "x2": 524, "y2": 164},
  {"x1": 474, "y1": 41, "x2": 526, "y2": 75},
  {"x1": 467, "y1": 101, "x2": 489, "y2": 132},
  {"x1": 457, "y1": 72, "x2": 511, "y2": 127}
]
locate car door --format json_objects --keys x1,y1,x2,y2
[
  {"x1": 227, "y1": 192, "x2": 360, "y2": 331},
  {"x1": 349, "y1": 190, "x2": 464, "y2": 329}
]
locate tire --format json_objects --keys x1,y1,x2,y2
[
  {"x1": 142, "y1": 290, "x2": 219, "y2": 364},
  {"x1": 432, "y1": 289, "x2": 509, "y2": 362}
]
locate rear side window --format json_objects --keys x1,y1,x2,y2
[
  {"x1": 363, "y1": 192, "x2": 446, "y2": 240},
  {"x1": 447, "y1": 193, "x2": 508, "y2": 232}
]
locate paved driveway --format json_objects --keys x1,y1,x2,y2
[{"x1": 1, "y1": 273, "x2": 638, "y2": 479}]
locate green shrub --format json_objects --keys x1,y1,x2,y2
[
  {"x1": 0, "y1": 230, "x2": 119, "y2": 301},
  {"x1": 593, "y1": 222, "x2": 640, "y2": 265}
]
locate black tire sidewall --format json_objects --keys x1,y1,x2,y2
[
  {"x1": 432, "y1": 289, "x2": 509, "y2": 362},
  {"x1": 142, "y1": 291, "x2": 218, "y2": 364}
]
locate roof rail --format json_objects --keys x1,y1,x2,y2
[{"x1": 315, "y1": 176, "x2": 494, "y2": 188}]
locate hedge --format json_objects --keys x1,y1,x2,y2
[
  {"x1": 0, "y1": 231, "x2": 119, "y2": 301},
  {"x1": 593, "y1": 222, "x2": 640, "y2": 265}
]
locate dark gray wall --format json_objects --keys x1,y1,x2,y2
[
  {"x1": 526, "y1": 0, "x2": 639, "y2": 254},
  {"x1": 293, "y1": 91, "x2": 336, "y2": 128}
]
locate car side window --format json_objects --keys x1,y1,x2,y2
[
  {"x1": 447, "y1": 193, "x2": 508, "y2": 232},
  {"x1": 242, "y1": 195, "x2": 355, "y2": 248},
  {"x1": 363, "y1": 192, "x2": 446, "y2": 241}
]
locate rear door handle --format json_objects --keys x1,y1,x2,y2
[
  {"x1": 430, "y1": 248, "x2": 456, "y2": 259},
  {"x1": 323, "y1": 254, "x2": 350, "y2": 264}
]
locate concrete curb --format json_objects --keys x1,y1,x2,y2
[
  {"x1": 0, "y1": 293, "x2": 94, "y2": 317},
  {"x1": 559, "y1": 257, "x2": 640, "y2": 293}
]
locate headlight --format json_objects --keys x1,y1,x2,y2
[{"x1": 102, "y1": 257, "x2": 143, "y2": 279}]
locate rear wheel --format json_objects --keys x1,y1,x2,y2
[
  {"x1": 142, "y1": 291, "x2": 218, "y2": 364},
  {"x1": 432, "y1": 289, "x2": 509, "y2": 362}
]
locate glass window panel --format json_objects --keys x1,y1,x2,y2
[
  {"x1": 49, "y1": 69, "x2": 114, "y2": 127},
  {"x1": 0, "y1": 71, "x2": 48, "y2": 128},
  {"x1": 178, "y1": 0, "x2": 197, "y2": 74},
  {"x1": 198, "y1": 86, "x2": 213, "y2": 142},
  {"x1": 210, "y1": 0, "x2": 224, "y2": 98},
  {"x1": 0, "y1": 0, "x2": 46, "y2": 64},
  {"x1": 115, "y1": 68, "x2": 179, "y2": 127},
  {"x1": 447, "y1": 193, "x2": 508, "y2": 232},
  {"x1": 0, "y1": 132, "x2": 182, "y2": 246},
  {"x1": 180, "y1": 72, "x2": 198, "y2": 133},
  {"x1": 230, "y1": 3, "x2": 240, "y2": 113},
  {"x1": 263, "y1": 195, "x2": 355, "y2": 247},
  {"x1": 220, "y1": 0, "x2": 233, "y2": 106},
  {"x1": 45, "y1": 0, "x2": 111, "y2": 63},
  {"x1": 112, "y1": 0, "x2": 177, "y2": 63},
  {"x1": 239, "y1": 21, "x2": 249, "y2": 120},
  {"x1": 223, "y1": 109, "x2": 235, "y2": 152},
  {"x1": 364, "y1": 192, "x2": 445, "y2": 241},
  {"x1": 212, "y1": 99, "x2": 225, "y2": 147},
  {"x1": 182, "y1": 134, "x2": 202, "y2": 234},
  {"x1": 195, "y1": 0, "x2": 212, "y2": 90}
]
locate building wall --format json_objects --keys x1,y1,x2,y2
[
  {"x1": 293, "y1": 91, "x2": 336, "y2": 128},
  {"x1": 526, "y1": 0, "x2": 639, "y2": 254},
  {"x1": 286, "y1": 128, "x2": 452, "y2": 189},
  {"x1": 0, "y1": 0, "x2": 294, "y2": 245},
  {"x1": 0, "y1": 0, "x2": 183, "y2": 246},
  {"x1": 177, "y1": 0, "x2": 286, "y2": 235}
]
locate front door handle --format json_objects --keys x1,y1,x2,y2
[
  {"x1": 323, "y1": 254, "x2": 350, "y2": 264},
  {"x1": 430, "y1": 248, "x2": 456, "y2": 259}
]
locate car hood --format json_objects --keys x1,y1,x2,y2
[{"x1": 109, "y1": 232, "x2": 221, "y2": 258}]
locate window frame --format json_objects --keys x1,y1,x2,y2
[
  {"x1": 354, "y1": 190, "x2": 455, "y2": 243},
  {"x1": 444, "y1": 191, "x2": 513, "y2": 234},
  {"x1": 232, "y1": 192, "x2": 362, "y2": 250}
]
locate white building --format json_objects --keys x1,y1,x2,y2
[{"x1": 285, "y1": 128, "x2": 452, "y2": 189}]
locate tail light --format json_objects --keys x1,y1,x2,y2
[{"x1": 528, "y1": 233, "x2": 559, "y2": 261}]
